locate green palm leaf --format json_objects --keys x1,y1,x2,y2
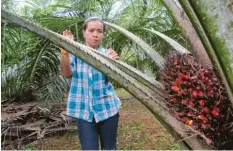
[
  {"x1": 104, "y1": 21, "x2": 165, "y2": 68},
  {"x1": 1, "y1": 65, "x2": 32, "y2": 104},
  {"x1": 143, "y1": 28, "x2": 190, "y2": 54},
  {"x1": 35, "y1": 75, "x2": 69, "y2": 107}
]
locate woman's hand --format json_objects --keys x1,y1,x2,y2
[
  {"x1": 107, "y1": 48, "x2": 120, "y2": 60},
  {"x1": 61, "y1": 30, "x2": 74, "y2": 55},
  {"x1": 63, "y1": 29, "x2": 74, "y2": 40}
]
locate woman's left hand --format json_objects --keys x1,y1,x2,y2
[{"x1": 107, "y1": 48, "x2": 120, "y2": 60}]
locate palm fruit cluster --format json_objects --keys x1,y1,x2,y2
[{"x1": 157, "y1": 52, "x2": 233, "y2": 149}]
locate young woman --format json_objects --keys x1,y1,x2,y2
[{"x1": 60, "y1": 17, "x2": 121, "y2": 150}]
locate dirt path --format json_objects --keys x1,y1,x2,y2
[{"x1": 24, "y1": 89, "x2": 180, "y2": 150}]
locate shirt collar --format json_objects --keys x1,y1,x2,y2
[{"x1": 97, "y1": 45, "x2": 104, "y2": 52}]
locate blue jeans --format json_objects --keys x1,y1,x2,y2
[{"x1": 77, "y1": 113, "x2": 119, "y2": 150}]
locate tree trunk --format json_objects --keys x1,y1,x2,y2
[{"x1": 161, "y1": 0, "x2": 212, "y2": 68}]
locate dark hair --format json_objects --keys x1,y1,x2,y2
[{"x1": 83, "y1": 17, "x2": 105, "y2": 31}]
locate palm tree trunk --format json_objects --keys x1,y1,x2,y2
[{"x1": 161, "y1": 0, "x2": 212, "y2": 68}]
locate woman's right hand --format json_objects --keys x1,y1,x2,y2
[
  {"x1": 63, "y1": 29, "x2": 74, "y2": 40},
  {"x1": 61, "y1": 30, "x2": 74, "y2": 55},
  {"x1": 60, "y1": 30, "x2": 74, "y2": 77}
]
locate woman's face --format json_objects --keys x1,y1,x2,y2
[{"x1": 83, "y1": 20, "x2": 104, "y2": 49}]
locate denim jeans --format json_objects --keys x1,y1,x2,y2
[{"x1": 77, "y1": 113, "x2": 119, "y2": 150}]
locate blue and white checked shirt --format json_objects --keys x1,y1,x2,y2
[{"x1": 66, "y1": 46, "x2": 121, "y2": 123}]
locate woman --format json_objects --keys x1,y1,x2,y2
[{"x1": 60, "y1": 17, "x2": 121, "y2": 150}]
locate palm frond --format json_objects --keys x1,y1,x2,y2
[
  {"x1": 1, "y1": 65, "x2": 32, "y2": 104},
  {"x1": 1, "y1": 26, "x2": 34, "y2": 69},
  {"x1": 143, "y1": 28, "x2": 190, "y2": 54},
  {"x1": 21, "y1": 40, "x2": 59, "y2": 84},
  {"x1": 34, "y1": 75, "x2": 69, "y2": 107},
  {"x1": 104, "y1": 21, "x2": 164, "y2": 68}
]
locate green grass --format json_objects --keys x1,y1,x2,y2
[{"x1": 21, "y1": 145, "x2": 38, "y2": 150}]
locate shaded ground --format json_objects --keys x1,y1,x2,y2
[{"x1": 22, "y1": 88, "x2": 180, "y2": 150}]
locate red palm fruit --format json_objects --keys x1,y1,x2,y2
[
  {"x1": 197, "y1": 115, "x2": 208, "y2": 123},
  {"x1": 205, "y1": 70, "x2": 213, "y2": 78},
  {"x1": 201, "y1": 123, "x2": 207, "y2": 129},
  {"x1": 192, "y1": 90, "x2": 198, "y2": 98},
  {"x1": 201, "y1": 123, "x2": 211, "y2": 129},
  {"x1": 206, "y1": 86, "x2": 212, "y2": 91},
  {"x1": 207, "y1": 92, "x2": 214, "y2": 97},
  {"x1": 199, "y1": 70, "x2": 205, "y2": 77},
  {"x1": 181, "y1": 99, "x2": 188, "y2": 105},
  {"x1": 199, "y1": 100, "x2": 205, "y2": 106},
  {"x1": 179, "y1": 73, "x2": 186, "y2": 79},
  {"x1": 177, "y1": 90, "x2": 183, "y2": 96},
  {"x1": 207, "y1": 79, "x2": 214, "y2": 85},
  {"x1": 174, "y1": 59, "x2": 179, "y2": 65},
  {"x1": 206, "y1": 124, "x2": 211, "y2": 128},
  {"x1": 188, "y1": 101, "x2": 195, "y2": 107},
  {"x1": 207, "y1": 92, "x2": 211, "y2": 97},
  {"x1": 170, "y1": 98, "x2": 177, "y2": 104},
  {"x1": 212, "y1": 108, "x2": 220, "y2": 118},
  {"x1": 187, "y1": 110, "x2": 194, "y2": 116},
  {"x1": 213, "y1": 77, "x2": 218, "y2": 82},
  {"x1": 171, "y1": 86, "x2": 179, "y2": 92},
  {"x1": 201, "y1": 77, "x2": 207, "y2": 83},
  {"x1": 201, "y1": 107, "x2": 209, "y2": 113},
  {"x1": 198, "y1": 91, "x2": 204, "y2": 98},
  {"x1": 175, "y1": 78, "x2": 182, "y2": 85},
  {"x1": 181, "y1": 117, "x2": 190, "y2": 123},
  {"x1": 209, "y1": 89, "x2": 214, "y2": 94},
  {"x1": 187, "y1": 120, "x2": 193, "y2": 126},
  {"x1": 200, "y1": 75, "x2": 205, "y2": 81},
  {"x1": 185, "y1": 75, "x2": 190, "y2": 80}
]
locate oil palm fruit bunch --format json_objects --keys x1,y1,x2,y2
[{"x1": 157, "y1": 52, "x2": 233, "y2": 149}]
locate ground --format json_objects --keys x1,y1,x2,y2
[{"x1": 22, "y1": 88, "x2": 180, "y2": 150}]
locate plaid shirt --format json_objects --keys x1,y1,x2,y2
[{"x1": 66, "y1": 46, "x2": 121, "y2": 123}]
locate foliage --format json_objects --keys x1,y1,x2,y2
[{"x1": 1, "y1": 0, "x2": 190, "y2": 105}]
